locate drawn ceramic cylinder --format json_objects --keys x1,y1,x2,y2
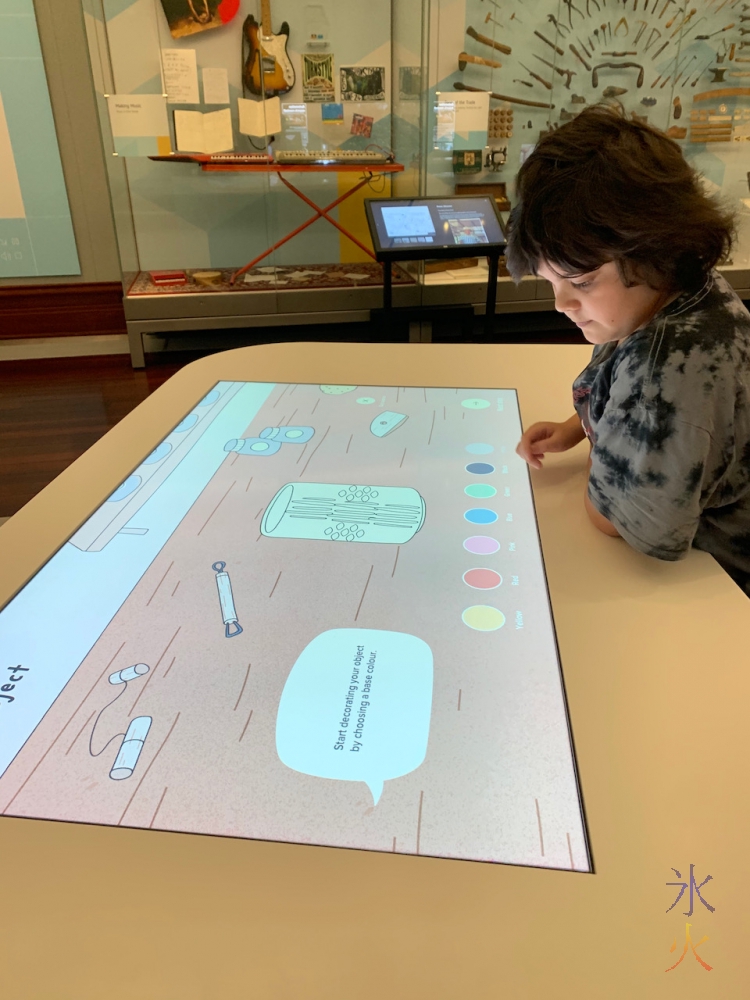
[
  {"x1": 224, "y1": 437, "x2": 281, "y2": 456},
  {"x1": 260, "y1": 426, "x2": 315, "y2": 443},
  {"x1": 261, "y1": 482, "x2": 426, "y2": 544},
  {"x1": 109, "y1": 663, "x2": 150, "y2": 685},
  {"x1": 109, "y1": 716, "x2": 152, "y2": 780}
]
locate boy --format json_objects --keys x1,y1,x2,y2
[{"x1": 507, "y1": 104, "x2": 750, "y2": 596}]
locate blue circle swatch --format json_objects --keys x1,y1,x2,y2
[
  {"x1": 174, "y1": 413, "x2": 199, "y2": 433},
  {"x1": 465, "y1": 443, "x2": 494, "y2": 455},
  {"x1": 142, "y1": 441, "x2": 172, "y2": 465},
  {"x1": 198, "y1": 389, "x2": 220, "y2": 406},
  {"x1": 464, "y1": 508, "x2": 498, "y2": 524},
  {"x1": 466, "y1": 462, "x2": 495, "y2": 475},
  {"x1": 108, "y1": 475, "x2": 141, "y2": 502}
]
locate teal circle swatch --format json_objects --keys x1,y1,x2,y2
[
  {"x1": 465, "y1": 484, "x2": 497, "y2": 499},
  {"x1": 356, "y1": 397, "x2": 375, "y2": 404},
  {"x1": 465, "y1": 443, "x2": 494, "y2": 455},
  {"x1": 462, "y1": 398, "x2": 491, "y2": 410}
]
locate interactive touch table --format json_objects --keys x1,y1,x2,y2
[{"x1": 1, "y1": 343, "x2": 748, "y2": 999}]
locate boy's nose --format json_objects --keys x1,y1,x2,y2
[{"x1": 552, "y1": 284, "x2": 580, "y2": 314}]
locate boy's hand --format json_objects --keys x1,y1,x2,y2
[{"x1": 516, "y1": 417, "x2": 585, "y2": 470}]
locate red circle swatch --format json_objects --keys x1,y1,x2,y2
[{"x1": 463, "y1": 568, "x2": 502, "y2": 590}]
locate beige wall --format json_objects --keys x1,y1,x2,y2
[{"x1": 0, "y1": 0, "x2": 121, "y2": 287}]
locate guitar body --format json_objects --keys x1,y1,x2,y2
[{"x1": 243, "y1": 14, "x2": 295, "y2": 96}]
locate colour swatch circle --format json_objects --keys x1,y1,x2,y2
[
  {"x1": 462, "y1": 398, "x2": 491, "y2": 409},
  {"x1": 356, "y1": 397, "x2": 375, "y2": 404},
  {"x1": 466, "y1": 462, "x2": 495, "y2": 475},
  {"x1": 465, "y1": 442, "x2": 494, "y2": 455},
  {"x1": 462, "y1": 606, "x2": 506, "y2": 631},
  {"x1": 463, "y1": 535, "x2": 500, "y2": 555},
  {"x1": 464, "y1": 508, "x2": 498, "y2": 524},
  {"x1": 463, "y1": 568, "x2": 502, "y2": 590},
  {"x1": 464, "y1": 483, "x2": 497, "y2": 499}
]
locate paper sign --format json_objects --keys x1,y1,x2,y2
[
  {"x1": 108, "y1": 95, "x2": 169, "y2": 137},
  {"x1": 238, "y1": 97, "x2": 281, "y2": 137},
  {"x1": 162, "y1": 48, "x2": 200, "y2": 104},
  {"x1": 0, "y1": 94, "x2": 25, "y2": 219},
  {"x1": 174, "y1": 108, "x2": 233, "y2": 153},
  {"x1": 202, "y1": 67, "x2": 229, "y2": 105}
]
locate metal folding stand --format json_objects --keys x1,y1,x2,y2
[{"x1": 379, "y1": 249, "x2": 502, "y2": 342}]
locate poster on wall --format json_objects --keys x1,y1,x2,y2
[
  {"x1": 398, "y1": 66, "x2": 422, "y2": 101},
  {"x1": 340, "y1": 67, "x2": 386, "y2": 102},
  {"x1": 0, "y1": 0, "x2": 79, "y2": 277},
  {"x1": 302, "y1": 54, "x2": 335, "y2": 102},
  {"x1": 159, "y1": 0, "x2": 240, "y2": 40}
]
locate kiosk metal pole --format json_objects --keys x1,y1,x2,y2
[{"x1": 485, "y1": 252, "x2": 499, "y2": 337}]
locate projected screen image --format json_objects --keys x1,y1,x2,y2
[
  {"x1": 0, "y1": 382, "x2": 589, "y2": 871},
  {"x1": 368, "y1": 198, "x2": 505, "y2": 252}
]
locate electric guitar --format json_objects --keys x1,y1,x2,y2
[{"x1": 243, "y1": 0, "x2": 295, "y2": 97}]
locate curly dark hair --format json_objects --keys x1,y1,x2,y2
[{"x1": 504, "y1": 103, "x2": 737, "y2": 292}]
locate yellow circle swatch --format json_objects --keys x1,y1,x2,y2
[{"x1": 462, "y1": 605, "x2": 506, "y2": 631}]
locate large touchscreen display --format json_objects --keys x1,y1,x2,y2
[{"x1": 0, "y1": 382, "x2": 590, "y2": 871}]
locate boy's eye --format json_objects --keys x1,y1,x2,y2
[{"x1": 572, "y1": 279, "x2": 593, "y2": 289}]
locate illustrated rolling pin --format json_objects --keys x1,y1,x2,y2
[
  {"x1": 213, "y1": 561, "x2": 243, "y2": 637},
  {"x1": 109, "y1": 716, "x2": 151, "y2": 780},
  {"x1": 261, "y1": 483, "x2": 426, "y2": 544}
]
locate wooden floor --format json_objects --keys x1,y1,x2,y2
[{"x1": 0, "y1": 321, "x2": 585, "y2": 518}]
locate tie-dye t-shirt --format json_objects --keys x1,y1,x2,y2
[{"x1": 572, "y1": 270, "x2": 750, "y2": 596}]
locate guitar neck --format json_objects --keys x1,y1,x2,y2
[{"x1": 260, "y1": 0, "x2": 272, "y2": 36}]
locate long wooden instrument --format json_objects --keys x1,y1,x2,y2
[
  {"x1": 453, "y1": 81, "x2": 554, "y2": 110},
  {"x1": 459, "y1": 51, "x2": 502, "y2": 70}
]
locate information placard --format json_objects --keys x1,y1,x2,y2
[{"x1": 0, "y1": 382, "x2": 589, "y2": 871}]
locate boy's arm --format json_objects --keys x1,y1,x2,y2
[{"x1": 584, "y1": 455, "x2": 620, "y2": 537}]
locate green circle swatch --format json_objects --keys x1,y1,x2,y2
[
  {"x1": 356, "y1": 397, "x2": 375, "y2": 404},
  {"x1": 462, "y1": 398, "x2": 491, "y2": 409},
  {"x1": 464, "y1": 484, "x2": 497, "y2": 499}
]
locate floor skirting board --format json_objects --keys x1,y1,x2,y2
[{"x1": 0, "y1": 282, "x2": 126, "y2": 340}]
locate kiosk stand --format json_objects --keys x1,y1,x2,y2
[{"x1": 365, "y1": 196, "x2": 507, "y2": 341}]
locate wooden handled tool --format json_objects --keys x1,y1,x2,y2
[
  {"x1": 453, "y1": 80, "x2": 554, "y2": 110},
  {"x1": 458, "y1": 51, "x2": 502, "y2": 70},
  {"x1": 466, "y1": 25, "x2": 512, "y2": 56}
]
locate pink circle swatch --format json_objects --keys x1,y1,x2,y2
[
  {"x1": 463, "y1": 568, "x2": 502, "y2": 590},
  {"x1": 463, "y1": 536, "x2": 500, "y2": 555}
]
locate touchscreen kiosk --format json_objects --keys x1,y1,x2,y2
[
  {"x1": 0, "y1": 382, "x2": 590, "y2": 872},
  {"x1": 365, "y1": 196, "x2": 506, "y2": 258}
]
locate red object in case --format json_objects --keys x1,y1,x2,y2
[{"x1": 149, "y1": 270, "x2": 187, "y2": 286}]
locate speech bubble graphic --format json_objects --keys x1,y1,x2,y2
[{"x1": 276, "y1": 629, "x2": 433, "y2": 805}]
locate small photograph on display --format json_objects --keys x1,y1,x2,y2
[
  {"x1": 350, "y1": 113, "x2": 374, "y2": 138},
  {"x1": 340, "y1": 67, "x2": 386, "y2": 102},
  {"x1": 447, "y1": 217, "x2": 490, "y2": 245},
  {"x1": 399, "y1": 66, "x2": 422, "y2": 101},
  {"x1": 159, "y1": 0, "x2": 239, "y2": 39},
  {"x1": 302, "y1": 53, "x2": 335, "y2": 102},
  {"x1": 321, "y1": 102, "x2": 344, "y2": 122}
]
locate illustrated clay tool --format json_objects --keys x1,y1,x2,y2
[
  {"x1": 670, "y1": 7, "x2": 697, "y2": 37},
  {"x1": 453, "y1": 80, "x2": 555, "y2": 109},
  {"x1": 459, "y1": 51, "x2": 502, "y2": 70},
  {"x1": 110, "y1": 717, "x2": 152, "y2": 780},
  {"x1": 602, "y1": 51, "x2": 637, "y2": 56},
  {"x1": 213, "y1": 561, "x2": 243, "y2": 637},
  {"x1": 659, "y1": 0, "x2": 676, "y2": 19},
  {"x1": 535, "y1": 30, "x2": 565, "y2": 56},
  {"x1": 466, "y1": 26, "x2": 512, "y2": 55},
  {"x1": 644, "y1": 28, "x2": 662, "y2": 50},
  {"x1": 696, "y1": 24, "x2": 737, "y2": 39}
]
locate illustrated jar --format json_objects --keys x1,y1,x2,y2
[
  {"x1": 261, "y1": 482, "x2": 426, "y2": 544},
  {"x1": 224, "y1": 437, "x2": 281, "y2": 456},
  {"x1": 260, "y1": 426, "x2": 315, "y2": 443}
]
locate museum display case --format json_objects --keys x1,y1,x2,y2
[{"x1": 82, "y1": 1, "x2": 750, "y2": 363}]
